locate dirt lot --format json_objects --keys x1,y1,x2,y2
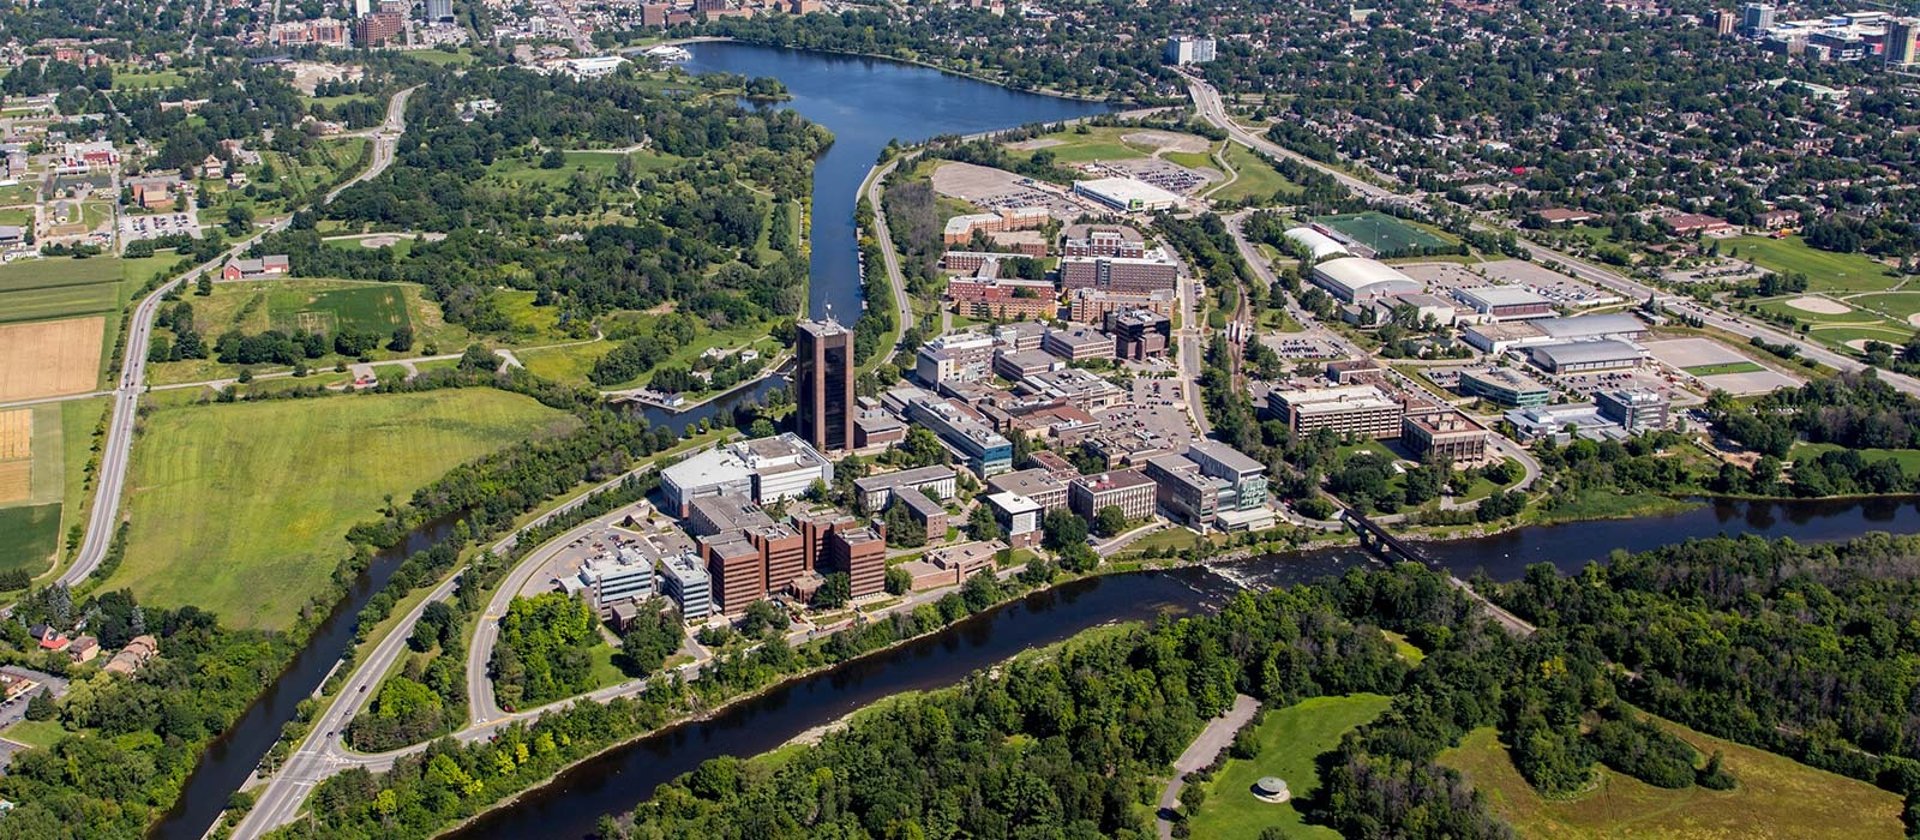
[
  {"x1": 928, "y1": 161, "x2": 1091, "y2": 220},
  {"x1": 1121, "y1": 130, "x2": 1210, "y2": 154},
  {"x1": 0, "y1": 316, "x2": 103, "y2": 402},
  {"x1": 1643, "y1": 337, "x2": 1747, "y2": 369}
]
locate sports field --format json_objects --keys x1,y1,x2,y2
[
  {"x1": 1438, "y1": 716, "x2": 1902, "y2": 840},
  {"x1": 1315, "y1": 211, "x2": 1454, "y2": 255},
  {"x1": 110, "y1": 390, "x2": 579, "y2": 630},
  {"x1": 1725, "y1": 236, "x2": 1897, "y2": 293},
  {"x1": 0, "y1": 316, "x2": 104, "y2": 402},
  {"x1": 1186, "y1": 693, "x2": 1392, "y2": 839},
  {"x1": 1684, "y1": 361, "x2": 1764, "y2": 376}
]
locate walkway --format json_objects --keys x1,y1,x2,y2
[{"x1": 1156, "y1": 693, "x2": 1261, "y2": 840}]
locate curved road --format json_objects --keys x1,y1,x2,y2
[{"x1": 864, "y1": 154, "x2": 915, "y2": 368}]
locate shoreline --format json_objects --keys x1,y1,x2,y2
[{"x1": 658, "y1": 35, "x2": 1132, "y2": 105}]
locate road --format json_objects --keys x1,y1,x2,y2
[
  {"x1": 60, "y1": 87, "x2": 420, "y2": 591},
  {"x1": 1185, "y1": 74, "x2": 1920, "y2": 399},
  {"x1": 325, "y1": 86, "x2": 417, "y2": 204},
  {"x1": 865, "y1": 154, "x2": 915, "y2": 368},
  {"x1": 1155, "y1": 693, "x2": 1260, "y2": 840}
]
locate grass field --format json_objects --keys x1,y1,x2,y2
[
  {"x1": 1755, "y1": 297, "x2": 1868, "y2": 324},
  {"x1": 487, "y1": 149, "x2": 685, "y2": 189},
  {"x1": 1726, "y1": 236, "x2": 1898, "y2": 293},
  {"x1": 149, "y1": 280, "x2": 467, "y2": 385},
  {"x1": 1009, "y1": 126, "x2": 1155, "y2": 164},
  {"x1": 57, "y1": 397, "x2": 106, "y2": 570},
  {"x1": 1, "y1": 719, "x2": 67, "y2": 750},
  {"x1": 1187, "y1": 694, "x2": 1393, "y2": 840},
  {"x1": 516, "y1": 340, "x2": 616, "y2": 385},
  {"x1": 1209, "y1": 143, "x2": 1304, "y2": 204},
  {"x1": 1684, "y1": 361, "x2": 1765, "y2": 376},
  {"x1": 1439, "y1": 716, "x2": 1903, "y2": 840},
  {"x1": 110, "y1": 390, "x2": 578, "y2": 630},
  {"x1": 0, "y1": 504, "x2": 60, "y2": 575},
  {"x1": 1792, "y1": 441, "x2": 1920, "y2": 472},
  {"x1": 401, "y1": 48, "x2": 478, "y2": 66},
  {"x1": 1315, "y1": 212, "x2": 1454, "y2": 255},
  {"x1": 112, "y1": 69, "x2": 187, "y2": 89},
  {"x1": 266, "y1": 285, "x2": 410, "y2": 336}
]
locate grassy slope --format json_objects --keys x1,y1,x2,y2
[
  {"x1": 110, "y1": 390, "x2": 578, "y2": 630},
  {"x1": 1438, "y1": 716, "x2": 1903, "y2": 840},
  {"x1": 1187, "y1": 693, "x2": 1393, "y2": 840},
  {"x1": 1211, "y1": 143, "x2": 1304, "y2": 204}
]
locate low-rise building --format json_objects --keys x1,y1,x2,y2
[
  {"x1": 1074, "y1": 177, "x2": 1183, "y2": 212},
  {"x1": 1326, "y1": 358, "x2": 1384, "y2": 383},
  {"x1": 1020, "y1": 368, "x2": 1126, "y2": 411},
  {"x1": 891, "y1": 487, "x2": 949, "y2": 543},
  {"x1": 1041, "y1": 326, "x2": 1116, "y2": 362},
  {"x1": 1455, "y1": 286, "x2": 1554, "y2": 320},
  {"x1": 994, "y1": 349, "x2": 1058, "y2": 381},
  {"x1": 1504, "y1": 402, "x2": 1623, "y2": 443},
  {"x1": 221, "y1": 254, "x2": 290, "y2": 281},
  {"x1": 1459, "y1": 368, "x2": 1552, "y2": 407},
  {"x1": 899, "y1": 540, "x2": 1000, "y2": 591},
  {"x1": 906, "y1": 397, "x2": 1014, "y2": 476},
  {"x1": 1268, "y1": 385, "x2": 1404, "y2": 439},
  {"x1": 915, "y1": 331, "x2": 997, "y2": 386},
  {"x1": 985, "y1": 491, "x2": 1043, "y2": 548},
  {"x1": 1068, "y1": 287, "x2": 1177, "y2": 323},
  {"x1": 700, "y1": 531, "x2": 766, "y2": 615},
  {"x1": 943, "y1": 207, "x2": 1048, "y2": 245},
  {"x1": 575, "y1": 547, "x2": 656, "y2": 616},
  {"x1": 1068, "y1": 468, "x2": 1156, "y2": 521},
  {"x1": 987, "y1": 468, "x2": 1070, "y2": 512},
  {"x1": 660, "y1": 434, "x2": 834, "y2": 515},
  {"x1": 1145, "y1": 441, "x2": 1271, "y2": 530},
  {"x1": 1310, "y1": 257, "x2": 1422, "y2": 303},
  {"x1": 1597, "y1": 388, "x2": 1670, "y2": 433},
  {"x1": 1526, "y1": 340, "x2": 1645, "y2": 374},
  {"x1": 102, "y1": 635, "x2": 158, "y2": 676},
  {"x1": 1061, "y1": 224, "x2": 1146, "y2": 258},
  {"x1": 1402, "y1": 410, "x2": 1488, "y2": 464},
  {"x1": 946, "y1": 276, "x2": 1057, "y2": 321},
  {"x1": 854, "y1": 465, "x2": 959, "y2": 513}
]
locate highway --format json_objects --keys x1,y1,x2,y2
[
  {"x1": 1184, "y1": 74, "x2": 1920, "y2": 399},
  {"x1": 326, "y1": 86, "x2": 416, "y2": 204}
]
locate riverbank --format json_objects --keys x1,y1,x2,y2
[{"x1": 663, "y1": 35, "x2": 1129, "y2": 105}]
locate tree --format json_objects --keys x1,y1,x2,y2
[
  {"x1": 458, "y1": 344, "x2": 497, "y2": 372},
  {"x1": 884, "y1": 499, "x2": 925, "y2": 548},
  {"x1": 1041, "y1": 508, "x2": 1088, "y2": 552},
  {"x1": 540, "y1": 148, "x2": 566, "y2": 169},
  {"x1": 812, "y1": 573, "x2": 852, "y2": 610},
  {"x1": 195, "y1": 275, "x2": 213, "y2": 296},
  {"x1": 388, "y1": 326, "x2": 414, "y2": 352},
  {"x1": 967, "y1": 503, "x2": 1002, "y2": 541},
  {"x1": 23, "y1": 691, "x2": 54, "y2": 722},
  {"x1": 885, "y1": 566, "x2": 912, "y2": 595},
  {"x1": 1093, "y1": 505, "x2": 1127, "y2": 538}
]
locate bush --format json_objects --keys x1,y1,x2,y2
[
  {"x1": 1589, "y1": 713, "x2": 1698, "y2": 790},
  {"x1": 1697, "y1": 750, "x2": 1737, "y2": 790}
]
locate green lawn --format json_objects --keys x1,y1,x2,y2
[
  {"x1": 1725, "y1": 236, "x2": 1899, "y2": 293},
  {"x1": 1008, "y1": 126, "x2": 1154, "y2": 164},
  {"x1": 266, "y1": 285, "x2": 410, "y2": 336},
  {"x1": 401, "y1": 48, "x2": 478, "y2": 66},
  {"x1": 487, "y1": 149, "x2": 684, "y2": 189},
  {"x1": 1755, "y1": 297, "x2": 1869, "y2": 324},
  {"x1": 494, "y1": 289, "x2": 562, "y2": 337},
  {"x1": 1845, "y1": 292, "x2": 1920, "y2": 320},
  {"x1": 1807, "y1": 324, "x2": 1914, "y2": 346},
  {"x1": 1438, "y1": 716, "x2": 1903, "y2": 840},
  {"x1": 1528, "y1": 490, "x2": 1700, "y2": 525},
  {"x1": 1683, "y1": 361, "x2": 1764, "y2": 376},
  {"x1": 1187, "y1": 694, "x2": 1393, "y2": 840},
  {"x1": 109, "y1": 390, "x2": 579, "y2": 630},
  {"x1": 57, "y1": 397, "x2": 108, "y2": 575},
  {"x1": 516, "y1": 340, "x2": 616, "y2": 386},
  {"x1": 1210, "y1": 143, "x2": 1304, "y2": 204},
  {"x1": 111, "y1": 69, "x2": 186, "y2": 89},
  {"x1": 1, "y1": 719, "x2": 69, "y2": 750},
  {"x1": 1380, "y1": 630, "x2": 1425, "y2": 665},
  {"x1": 1316, "y1": 211, "x2": 1455, "y2": 255}
]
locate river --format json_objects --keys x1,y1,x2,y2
[{"x1": 445, "y1": 494, "x2": 1920, "y2": 840}]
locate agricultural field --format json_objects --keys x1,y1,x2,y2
[
  {"x1": 1185, "y1": 694, "x2": 1393, "y2": 840},
  {"x1": 1724, "y1": 236, "x2": 1899, "y2": 293},
  {"x1": 109, "y1": 389, "x2": 579, "y2": 630},
  {"x1": 1438, "y1": 716, "x2": 1903, "y2": 840},
  {"x1": 1314, "y1": 211, "x2": 1455, "y2": 255},
  {"x1": 0, "y1": 253, "x2": 179, "y2": 324},
  {"x1": 0, "y1": 401, "x2": 69, "y2": 576},
  {"x1": 0, "y1": 317, "x2": 104, "y2": 402},
  {"x1": 0, "y1": 504, "x2": 59, "y2": 577},
  {"x1": 1207, "y1": 143, "x2": 1304, "y2": 204}
]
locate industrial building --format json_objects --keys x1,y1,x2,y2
[
  {"x1": 1526, "y1": 340, "x2": 1646, "y2": 374},
  {"x1": 1459, "y1": 368, "x2": 1552, "y2": 407},
  {"x1": 1268, "y1": 385, "x2": 1404, "y2": 439},
  {"x1": 1309, "y1": 257, "x2": 1423, "y2": 303},
  {"x1": 1073, "y1": 177, "x2": 1183, "y2": 213}
]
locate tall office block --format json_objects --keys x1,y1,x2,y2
[
  {"x1": 425, "y1": 0, "x2": 452, "y2": 21},
  {"x1": 795, "y1": 318, "x2": 854, "y2": 453},
  {"x1": 1889, "y1": 18, "x2": 1920, "y2": 66},
  {"x1": 1741, "y1": 3, "x2": 1774, "y2": 37}
]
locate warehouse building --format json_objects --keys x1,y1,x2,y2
[
  {"x1": 1073, "y1": 177, "x2": 1183, "y2": 212},
  {"x1": 1535, "y1": 313, "x2": 1648, "y2": 342},
  {"x1": 1526, "y1": 339, "x2": 1646, "y2": 374},
  {"x1": 1310, "y1": 257, "x2": 1423, "y2": 303},
  {"x1": 1455, "y1": 286, "x2": 1555, "y2": 320}
]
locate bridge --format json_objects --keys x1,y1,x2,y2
[{"x1": 1341, "y1": 509, "x2": 1537, "y2": 637}]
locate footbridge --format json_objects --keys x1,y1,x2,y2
[{"x1": 1341, "y1": 509, "x2": 1537, "y2": 637}]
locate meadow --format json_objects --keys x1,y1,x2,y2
[
  {"x1": 108, "y1": 390, "x2": 578, "y2": 630},
  {"x1": 1438, "y1": 716, "x2": 1903, "y2": 839},
  {"x1": 1186, "y1": 693, "x2": 1393, "y2": 840},
  {"x1": 1208, "y1": 143, "x2": 1304, "y2": 204},
  {"x1": 1725, "y1": 235, "x2": 1899, "y2": 293}
]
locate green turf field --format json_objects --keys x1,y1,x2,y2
[
  {"x1": 1187, "y1": 694, "x2": 1393, "y2": 840},
  {"x1": 1438, "y1": 716, "x2": 1903, "y2": 840},
  {"x1": 1725, "y1": 236, "x2": 1898, "y2": 292},
  {"x1": 1684, "y1": 361, "x2": 1765, "y2": 376},
  {"x1": 0, "y1": 504, "x2": 60, "y2": 575},
  {"x1": 1315, "y1": 211, "x2": 1453, "y2": 255},
  {"x1": 1755, "y1": 296, "x2": 1866, "y2": 324},
  {"x1": 1843, "y1": 292, "x2": 1920, "y2": 320},
  {"x1": 1792, "y1": 441, "x2": 1920, "y2": 472},
  {"x1": 109, "y1": 390, "x2": 578, "y2": 630}
]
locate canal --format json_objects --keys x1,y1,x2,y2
[{"x1": 445, "y1": 497, "x2": 1920, "y2": 840}]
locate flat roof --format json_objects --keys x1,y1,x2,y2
[
  {"x1": 1271, "y1": 384, "x2": 1400, "y2": 413},
  {"x1": 854, "y1": 465, "x2": 957, "y2": 493},
  {"x1": 1187, "y1": 440, "x2": 1264, "y2": 474},
  {"x1": 1462, "y1": 367, "x2": 1549, "y2": 392},
  {"x1": 988, "y1": 468, "x2": 1067, "y2": 497},
  {"x1": 1457, "y1": 285, "x2": 1551, "y2": 308},
  {"x1": 985, "y1": 491, "x2": 1042, "y2": 514},
  {"x1": 1528, "y1": 339, "x2": 1645, "y2": 366},
  {"x1": 1074, "y1": 177, "x2": 1184, "y2": 206},
  {"x1": 1535, "y1": 313, "x2": 1646, "y2": 339},
  {"x1": 1466, "y1": 322, "x2": 1548, "y2": 342},
  {"x1": 1074, "y1": 467, "x2": 1156, "y2": 492}
]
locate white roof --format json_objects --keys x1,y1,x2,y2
[
  {"x1": 1283, "y1": 227, "x2": 1352, "y2": 261},
  {"x1": 1457, "y1": 285, "x2": 1550, "y2": 308},
  {"x1": 1535, "y1": 313, "x2": 1646, "y2": 340},
  {"x1": 1074, "y1": 177, "x2": 1183, "y2": 207},
  {"x1": 1311, "y1": 257, "x2": 1422, "y2": 299},
  {"x1": 660, "y1": 446, "x2": 750, "y2": 491}
]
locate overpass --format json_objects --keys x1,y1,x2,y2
[{"x1": 1341, "y1": 509, "x2": 1536, "y2": 637}]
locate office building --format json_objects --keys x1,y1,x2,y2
[
  {"x1": 890, "y1": 488, "x2": 949, "y2": 543},
  {"x1": 1597, "y1": 388, "x2": 1670, "y2": 434},
  {"x1": 915, "y1": 332, "x2": 997, "y2": 386},
  {"x1": 1186, "y1": 441, "x2": 1268, "y2": 513},
  {"x1": 1526, "y1": 340, "x2": 1645, "y2": 374},
  {"x1": 995, "y1": 349, "x2": 1059, "y2": 381},
  {"x1": 994, "y1": 321, "x2": 1049, "y2": 352},
  {"x1": 985, "y1": 491, "x2": 1043, "y2": 548},
  {"x1": 853, "y1": 465, "x2": 958, "y2": 512},
  {"x1": 1504, "y1": 402, "x2": 1623, "y2": 443},
  {"x1": 1069, "y1": 468, "x2": 1156, "y2": 521},
  {"x1": 1073, "y1": 177, "x2": 1183, "y2": 213},
  {"x1": 796, "y1": 318, "x2": 855, "y2": 452},
  {"x1": 906, "y1": 397, "x2": 1014, "y2": 476},
  {"x1": 425, "y1": 0, "x2": 452, "y2": 21},
  {"x1": 1742, "y1": 2, "x2": 1775, "y2": 37},
  {"x1": 825, "y1": 525, "x2": 887, "y2": 598},
  {"x1": 1459, "y1": 368, "x2": 1551, "y2": 408},
  {"x1": 1164, "y1": 35, "x2": 1217, "y2": 65},
  {"x1": 1020, "y1": 368, "x2": 1126, "y2": 411},
  {"x1": 1059, "y1": 255, "x2": 1180, "y2": 295},
  {"x1": 987, "y1": 468, "x2": 1070, "y2": 512},
  {"x1": 660, "y1": 551, "x2": 712, "y2": 622},
  {"x1": 575, "y1": 547, "x2": 654, "y2": 616},
  {"x1": 1062, "y1": 224, "x2": 1147, "y2": 258},
  {"x1": 1145, "y1": 442, "x2": 1270, "y2": 530},
  {"x1": 1145, "y1": 455, "x2": 1218, "y2": 528},
  {"x1": 1269, "y1": 385, "x2": 1404, "y2": 439},
  {"x1": 943, "y1": 207, "x2": 1048, "y2": 245},
  {"x1": 660, "y1": 434, "x2": 833, "y2": 516},
  {"x1": 947, "y1": 276, "x2": 1057, "y2": 320},
  {"x1": 1106, "y1": 309, "x2": 1171, "y2": 359},
  {"x1": 1887, "y1": 18, "x2": 1919, "y2": 66},
  {"x1": 1042, "y1": 325, "x2": 1117, "y2": 362},
  {"x1": 1402, "y1": 411, "x2": 1487, "y2": 464},
  {"x1": 700, "y1": 531, "x2": 765, "y2": 614}
]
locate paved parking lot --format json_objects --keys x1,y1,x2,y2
[
  {"x1": 929, "y1": 161, "x2": 1091, "y2": 220},
  {"x1": 1261, "y1": 334, "x2": 1342, "y2": 359},
  {"x1": 119, "y1": 211, "x2": 202, "y2": 243},
  {"x1": 1087, "y1": 158, "x2": 1215, "y2": 195}
]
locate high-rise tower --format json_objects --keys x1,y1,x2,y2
[{"x1": 795, "y1": 317, "x2": 854, "y2": 453}]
